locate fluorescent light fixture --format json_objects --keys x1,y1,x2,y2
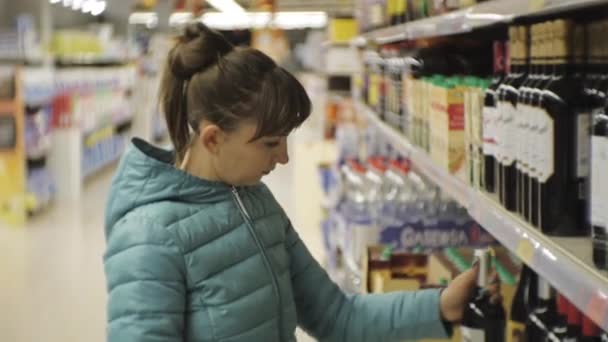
[
  {"x1": 91, "y1": 0, "x2": 106, "y2": 16},
  {"x1": 206, "y1": 0, "x2": 245, "y2": 14},
  {"x1": 50, "y1": 0, "x2": 105, "y2": 16},
  {"x1": 71, "y1": 0, "x2": 83, "y2": 10},
  {"x1": 200, "y1": 11, "x2": 328, "y2": 30},
  {"x1": 169, "y1": 12, "x2": 194, "y2": 26},
  {"x1": 81, "y1": 0, "x2": 94, "y2": 13},
  {"x1": 129, "y1": 12, "x2": 158, "y2": 27}
]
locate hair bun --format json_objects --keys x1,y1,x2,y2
[{"x1": 169, "y1": 22, "x2": 234, "y2": 80}]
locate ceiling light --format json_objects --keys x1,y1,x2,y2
[
  {"x1": 91, "y1": 0, "x2": 106, "y2": 16},
  {"x1": 206, "y1": 0, "x2": 245, "y2": 14},
  {"x1": 71, "y1": 0, "x2": 83, "y2": 10},
  {"x1": 62, "y1": 0, "x2": 73, "y2": 7},
  {"x1": 200, "y1": 11, "x2": 327, "y2": 30},
  {"x1": 49, "y1": 0, "x2": 62, "y2": 3}
]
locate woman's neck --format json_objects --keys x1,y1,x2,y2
[{"x1": 179, "y1": 144, "x2": 223, "y2": 183}]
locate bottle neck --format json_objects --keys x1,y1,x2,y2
[
  {"x1": 538, "y1": 277, "x2": 552, "y2": 303},
  {"x1": 476, "y1": 250, "x2": 491, "y2": 288}
]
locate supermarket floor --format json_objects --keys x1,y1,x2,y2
[{"x1": 0, "y1": 123, "x2": 335, "y2": 342}]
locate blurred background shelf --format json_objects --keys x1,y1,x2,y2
[{"x1": 357, "y1": 0, "x2": 608, "y2": 44}]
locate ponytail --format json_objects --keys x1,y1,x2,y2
[{"x1": 159, "y1": 23, "x2": 234, "y2": 165}]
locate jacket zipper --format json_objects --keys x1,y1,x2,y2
[{"x1": 231, "y1": 187, "x2": 285, "y2": 342}]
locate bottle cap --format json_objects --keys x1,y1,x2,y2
[{"x1": 474, "y1": 248, "x2": 491, "y2": 287}]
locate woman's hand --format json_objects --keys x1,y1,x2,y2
[
  {"x1": 439, "y1": 264, "x2": 502, "y2": 323},
  {"x1": 439, "y1": 264, "x2": 478, "y2": 323}
]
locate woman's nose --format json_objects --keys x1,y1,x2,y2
[{"x1": 277, "y1": 139, "x2": 289, "y2": 165}]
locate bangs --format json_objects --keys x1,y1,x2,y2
[{"x1": 249, "y1": 68, "x2": 311, "y2": 140}]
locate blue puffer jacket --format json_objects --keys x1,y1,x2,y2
[{"x1": 103, "y1": 138, "x2": 451, "y2": 342}]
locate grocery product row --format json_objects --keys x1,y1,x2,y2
[
  {"x1": 358, "y1": 15, "x2": 608, "y2": 254},
  {"x1": 338, "y1": 0, "x2": 608, "y2": 333},
  {"x1": 0, "y1": 60, "x2": 168, "y2": 226},
  {"x1": 358, "y1": 0, "x2": 490, "y2": 32},
  {"x1": 320, "y1": 109, "x2": 608, "y2": 340},
  {"x1": 356, "y1": 0, "x2": 608, "y2": 44}
]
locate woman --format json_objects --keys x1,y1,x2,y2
[{"x1": 103, "y1": 23, "x2": 479, "y2": 342}]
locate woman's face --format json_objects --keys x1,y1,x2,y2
[{"x1": 213, "y1": 122, "x2": 289, "y2": 186}]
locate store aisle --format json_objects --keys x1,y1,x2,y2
[{"x1": 0, "y1": 125, "x2": 331, "y2": 341}]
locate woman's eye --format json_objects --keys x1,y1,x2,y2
[{"x1": 265, "y1": 141, "x2": 280, "y2": 148}]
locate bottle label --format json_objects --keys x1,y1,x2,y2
[
  {"x1": 576, "y1": 112, "x2": 591, "y2": 178},
  {"x1": 538, "y1": 109, "x2": 554, "y2": 183},
  {"x1": 591, "y1": 136, "x2": 608, "y2": 227},
  {"x1": 515, "y1": 102, "x2": 527, "y2": 170},
  {"x1": 496, "y1": 101, "x2": 506, "y2": 162},
  {"x1": 528, "y1": 106, "x2": 540, "y2": 178},
  {"x1": 462, "y1": 327, "x2": 486, "y2": 342},
  {"x1": 482, "y1": 106, "x2": 497, "y2": 156},
  {"x1": 506, "y1": 320, "x2": 526, "y2": 342},
  {"x1": 504, "y1": 102, "x2": 517, "y2": 165},
  {"x1": 521, "y1": 104, "x2": 531, "y2": 174}
]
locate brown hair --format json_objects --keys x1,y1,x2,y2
[{"x1": 160, "y1": 23, "x2": 311, "y2": 164}]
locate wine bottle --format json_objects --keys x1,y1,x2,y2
[
  {"x1": 546, "y1": 293, "x2": 570, "y2": 342},
  {"x1": 527, "y1": 276, "x2": 554, "y2": 341},
  {"x1": 537, "y1": 20, "x2": 589, "y2": 236},
  {"x1": 498, "y1": 26, "x2": 528, "y2": 212},
  {"x1": 507, "y1": 265, "x2": 532, "y2": 342},
  {"x1": 461, "y1": 249, "x2": 506, "y2": 342},
  {"x1": 516, "y1": 24, "x2": 538, "y2": 219},
  {"x1": 590, "y1": 21, "x2": 608, "y2": 270},
  {"x1": 494, "y1": 28, "x2": 517, "y2": 199},
  {"x1": 483, "y1": 41, "x2": 506, "y2": 195}
]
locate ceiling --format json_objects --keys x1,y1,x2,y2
[{"x1": 103, "y1": 0, "x2": 353, "y2": 32}]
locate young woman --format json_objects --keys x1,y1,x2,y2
[{"x1": 103, "y1": 23, "x2": 479, "y2": 342}]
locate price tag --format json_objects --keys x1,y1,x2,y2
[
  {"x1": 516, "y1": 239, "x2": 535, "y2": 264},
  {"x1": 529, "y1": 0, "x2": 545, "y2": 10}
]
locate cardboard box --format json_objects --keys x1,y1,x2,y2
[{"x1": 429, "y1": 79, "x2": 466, "y2": 179}]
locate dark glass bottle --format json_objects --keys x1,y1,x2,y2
[
  {"x1": 590, "y1": 21, "x2": 608, "y2": 270},
  {"x1": 483, "y1": 41, "x2": 506, "y2": 195},
  {"x1": 461, "y1": 249, "x2": 506, "y2": 342},
  {"x1": 497, "y1": 26, "x2": 528, "y2": 212},
  {"x1": 506, "y1": 265, "x2": 532, "y2": 342},
  {"x1": 520, "y1": 23, "x2": 544, "y2": 223},
  {"x1": 527, "y1": 276, "x2": 554, "y2": 342},
  {"x1": 528, "y1": 22, "x2": 555, "y2": 227},
  {"x1": 537, "y1": 20, "x2": 589, "y2": 236},
  {"x1": 591, "y1": 111, "x2": 608, "y2": 269}
]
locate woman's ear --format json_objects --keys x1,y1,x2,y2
[{"x1": 199, "y1": 123, "x2": 224, "y2": 155}]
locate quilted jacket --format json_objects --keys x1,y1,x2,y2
[{"x1": 103, "y1": 138, "x2": 451, "y2": 342}]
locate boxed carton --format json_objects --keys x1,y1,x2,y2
[{"x1": 429, "y1": 78, "x2": 466, "y2": 179}]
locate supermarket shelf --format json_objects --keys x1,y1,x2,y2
[
  {"x1": 55, "y1": 55, "x2": 132, "y2": 67},
  {"x1": 355, "y1": 101, "x2": 608, "y2": 330},
  {"x1": 358, "y1": 0, "x2": 608, "y2": 44}
]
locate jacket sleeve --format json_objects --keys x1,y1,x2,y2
[
  {"x1": 104, "y1": 216, "x2": 186, "y2": 342},
  {"x1": 286, "y1": 222, "x2": 451, "y2": 342}
]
